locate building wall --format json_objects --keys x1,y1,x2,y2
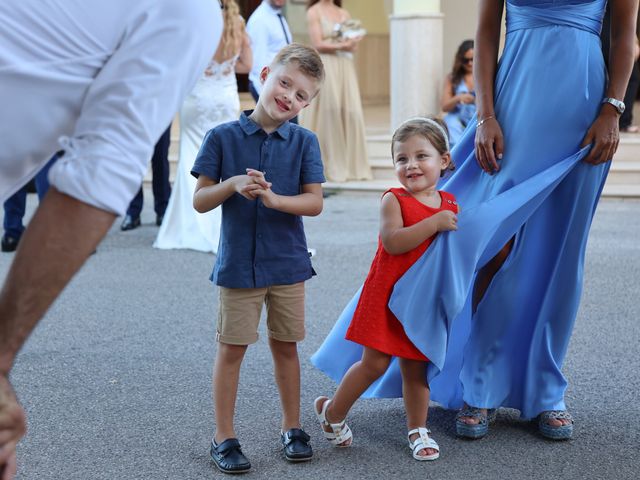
[{"x1": 442, "y1": 0, "x2": 479, "y2": 78}]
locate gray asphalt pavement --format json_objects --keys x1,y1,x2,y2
[{"x1": 1, "y1": 191, "x2": 639, "y2": 480}]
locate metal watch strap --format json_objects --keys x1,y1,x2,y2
[{"x1": 602, "y1": 97, "x2": 625, "y2": 114}]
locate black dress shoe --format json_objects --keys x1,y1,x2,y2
[
  {"x1": 1, "y1": 234, "x2": 20, "y2": 252},
  {"x1": 210, "y1": 438, "x2": 251, "y2": 474},
  {"x1": 155, "y1": 214, "x2": 164, "y2": 226},
  {"x1": 281, "y1": 428, "x2": 313, "y2": 462},
  {"x1": 120, "y1": 215, "x2": 141, "y2": 231}
]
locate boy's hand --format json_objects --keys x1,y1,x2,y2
[
  {"x1": 433, "y1": 210, "x2": 458, "y2": 232},
  {"x1": 245, "y1": 169, "x2": 283, "y2": 210},
  {"x1": 232, "y1": 172, "x2": 271, "y2": 201},
  {"x1": 246, "y1": 169, "x2": 271, "y2": 189},
  {"x1": 252, "y1": 188, "x2": 281, "y2": 210}
]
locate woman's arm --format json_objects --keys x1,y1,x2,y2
[
  {"x1": 582, "y1": 0, "x2": 639, "y2": 164},
  {"x1": 306, "y1": 7, "x2": 354, "y2": 54},
  {"x1": 474, "y1": 0, "x2": 504, "y2": 174},
  {"x1": 379, "y1": 193, "x2": 457, "y2": 255},
  {"x1": 441, "y1": 75, "x2": 474, "y2": 112},
  {"x1": 235, "y1": 20, "x2": 252, "y2": 74}
]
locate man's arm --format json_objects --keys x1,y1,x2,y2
[
  {"x1": 0, "y1": 189, "x2": 115, "y2": 477},
  {"x1": 0, "y1": 189, "x2": 115, "y2": 371}
]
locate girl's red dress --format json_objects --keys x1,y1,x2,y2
[{"x1": 345, "y1": 187, "x2": 458, "y2": 361}]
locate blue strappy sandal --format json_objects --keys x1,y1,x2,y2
[
  {"x1": 537, "y1": 410, "x2": 573, "y2": 440},
  {"x1": 455, "y1": 407, "x2": 497, "y2": 439}
]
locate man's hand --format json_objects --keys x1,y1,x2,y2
[{"x1": 0, "y1": 375, "x2": 26, "y2": 480}]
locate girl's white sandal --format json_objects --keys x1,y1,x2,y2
[
  {"x1": 313, "y1": 396, "x2": 353, "y2": 447},
  {"x1": 408, "y1": 427, "x2": 440, "y2": 461}
]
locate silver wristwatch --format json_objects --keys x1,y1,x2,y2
[{"x1": 602, "y1": 97, "x2": 625, "y2": 115}]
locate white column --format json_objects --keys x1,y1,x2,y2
[{"x1": 390, "y1": 1, "x2": 444, "y2": 131}]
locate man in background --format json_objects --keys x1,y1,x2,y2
[{"x1": 247, "y1": 0, "x2": 296, "y2": 123}]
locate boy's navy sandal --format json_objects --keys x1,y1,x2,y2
[
  {"x1": 210, "y1": 438, "x2": 251, "y2": 474},
  {"x1": 538, "y1": 410, "x2": 573, "y2": 440},
  {"x1": 455, "y1": 407, "x2": 497, "y2": 439},
  {"x1": 281, "y1": 428, "x2": 313, "y2": 462}
]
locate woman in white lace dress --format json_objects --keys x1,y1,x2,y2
[{"x1": 154, "y1": 0, "x2": 251, "y2": 253}]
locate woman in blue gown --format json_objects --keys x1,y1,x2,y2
[{"x1": 312, "y1": 0, "x2": 638, "y2": 440}]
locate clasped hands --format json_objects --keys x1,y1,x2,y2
[{"x1": 234, "y1": 168, "x2": 280, "y2": 209}]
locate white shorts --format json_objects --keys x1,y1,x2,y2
[{"x1": 0, "y1": 0, "x2": 222, "y2": 215}]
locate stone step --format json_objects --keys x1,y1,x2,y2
[
  {"x1": 601, "y1": 183, "x2": 640, "y2": 198},
  {"x1": 370, "y1": 133, "x2": 640, "y2": 161},
  {"x1": 616, "y1": 133, "x2": 640, "y2": 162},
  {"x1": 606, "y1": 162, "x2": 640, "y2": 184},
  {"x1": 371, "y1": 158, "x2": 640, "y2": 181},
  {"x1": 152, "y1": 108, "x2": 640, "y2": 198},
  {"x1": 325, "y1": 178, "x2": 640, "y2": 199}
]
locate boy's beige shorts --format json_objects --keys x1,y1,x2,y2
[{"x1": 216, "y1": 282, "x2": 305, "y2": 345}]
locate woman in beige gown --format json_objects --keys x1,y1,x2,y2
[{"x1": 301, "y1": 0, "x2": 371, "y2": 182}]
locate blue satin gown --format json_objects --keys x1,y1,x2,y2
[{"x1": 312, "y1": 0, "x2": 609, "y2": 419}]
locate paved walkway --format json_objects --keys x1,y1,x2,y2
[{"x1": 1, "y1": 192, "x2": 639, "y2": 479}]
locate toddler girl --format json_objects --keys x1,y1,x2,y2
[{"x1": 313, "y1": 117, "x2": 458, "y2": 461}]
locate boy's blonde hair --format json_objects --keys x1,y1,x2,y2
[
  {"x1": 391, "y1": 116, "x2": 456, "y2": 177},
  {"x1": 271, "y1": 43, "x2": 325, "y2": 84}
]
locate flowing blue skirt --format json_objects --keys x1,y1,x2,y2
[{"x1": 312, "y1": 1, "x2": 609, "y2": 419}]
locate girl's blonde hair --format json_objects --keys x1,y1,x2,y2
[
  {"x1": 221, "y1": 0, "x2": 244, "y2": 58},
  {"x1": 391, "y1": 116, "x2": 455, "y2": 176}
]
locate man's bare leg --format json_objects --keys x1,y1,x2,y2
[{"x1": 0, "y1": 188, "x2": 115, "y2": 474}]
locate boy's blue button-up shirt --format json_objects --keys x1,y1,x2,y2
[{"x1": 191, "y1": 111, "x2": 325, "y2": 289}]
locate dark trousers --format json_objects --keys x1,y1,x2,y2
[
  {"x1": 249, "y1": 81, "x2": 298, "y2": 125},
  {"x1": 620, "y1": 61, "x2": 640, "y2": 129},
  {"x1": 127, "y1": 125, "x2": 172, "y2": 218},
  {"x1": 3, "y1": 154, "x2": 57, "y2": 239}
]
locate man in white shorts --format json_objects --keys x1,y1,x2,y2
[{"x1": 0, "y1": 1, "x2": 222, "y2": 477}]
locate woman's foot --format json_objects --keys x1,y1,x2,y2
[
  {"x1": 408, "y1": 427, "x2": 439, "y2": 460},
  {"x1": 313, "y1": 396, "x2": 353, "y2": 447},
  {"x1": 455, "y1": 405, "x2": 496, "y2": 439},
  {"x1": 537, "y1": 410, "x2": 573, "y2": 440}
]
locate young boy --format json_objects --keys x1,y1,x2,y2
[{"x1": 191, "y1": 43, "x2": 325, "y2": 474}]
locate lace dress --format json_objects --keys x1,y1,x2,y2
[{"x1": 154, "y1": 56, "x2": 240, "y2": 253}]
